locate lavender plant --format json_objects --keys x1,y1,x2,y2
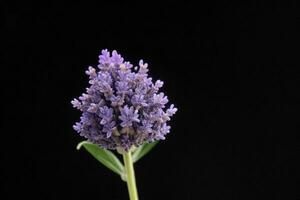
[{"x1": 72, "y1": 49, "x2": 177, "y2": 200}]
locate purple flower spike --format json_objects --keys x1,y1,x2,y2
[
  {"x1": 111, "y1": 50, "x2": 124, "y2": 65},
  {"x1": 98, "y1": 49, "x2": 111, "y2": 65},
  {"x1": 72, "y1": 50, "x2": 177, "y2": 151},
  {"x1": 119, "y1": 105, "x2": 140, "y2": 128}
]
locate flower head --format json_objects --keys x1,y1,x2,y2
[{"x1": 72, "y1": 49, "x2": 177, "y2": 151}]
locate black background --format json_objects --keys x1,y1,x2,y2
[{"x1": 2, "y1": 1, "x2": 299, "y2": 200}]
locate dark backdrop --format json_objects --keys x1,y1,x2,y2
[{"x1": 2, "y1": 1, "x2": 298, "y2": 200}]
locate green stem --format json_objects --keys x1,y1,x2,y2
[{"x1": 123, "y1": 151, "x2": 139, "y2": 200}]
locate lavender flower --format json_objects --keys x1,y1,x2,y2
[{"x1": 71, "y1": 49, "x2": 177, "y2": 151}]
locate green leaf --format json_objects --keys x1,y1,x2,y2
[
  {"x1": 132, "y1": 141, "x2": 159, "y2": 163},
  {"x1": 77, "y1": 141, "x2": 125, "y2": 177}
]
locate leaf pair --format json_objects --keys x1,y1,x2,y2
[{"x1": 76, "y1": 141, "x2": 158, "y2": 180}]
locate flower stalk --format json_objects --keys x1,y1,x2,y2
[
  {"x1": 123, "y1": 150, "x2": 139, "y2": 200},
  {"x1": 72, "y1": 49, "x2": 178, "y2": 199}
]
